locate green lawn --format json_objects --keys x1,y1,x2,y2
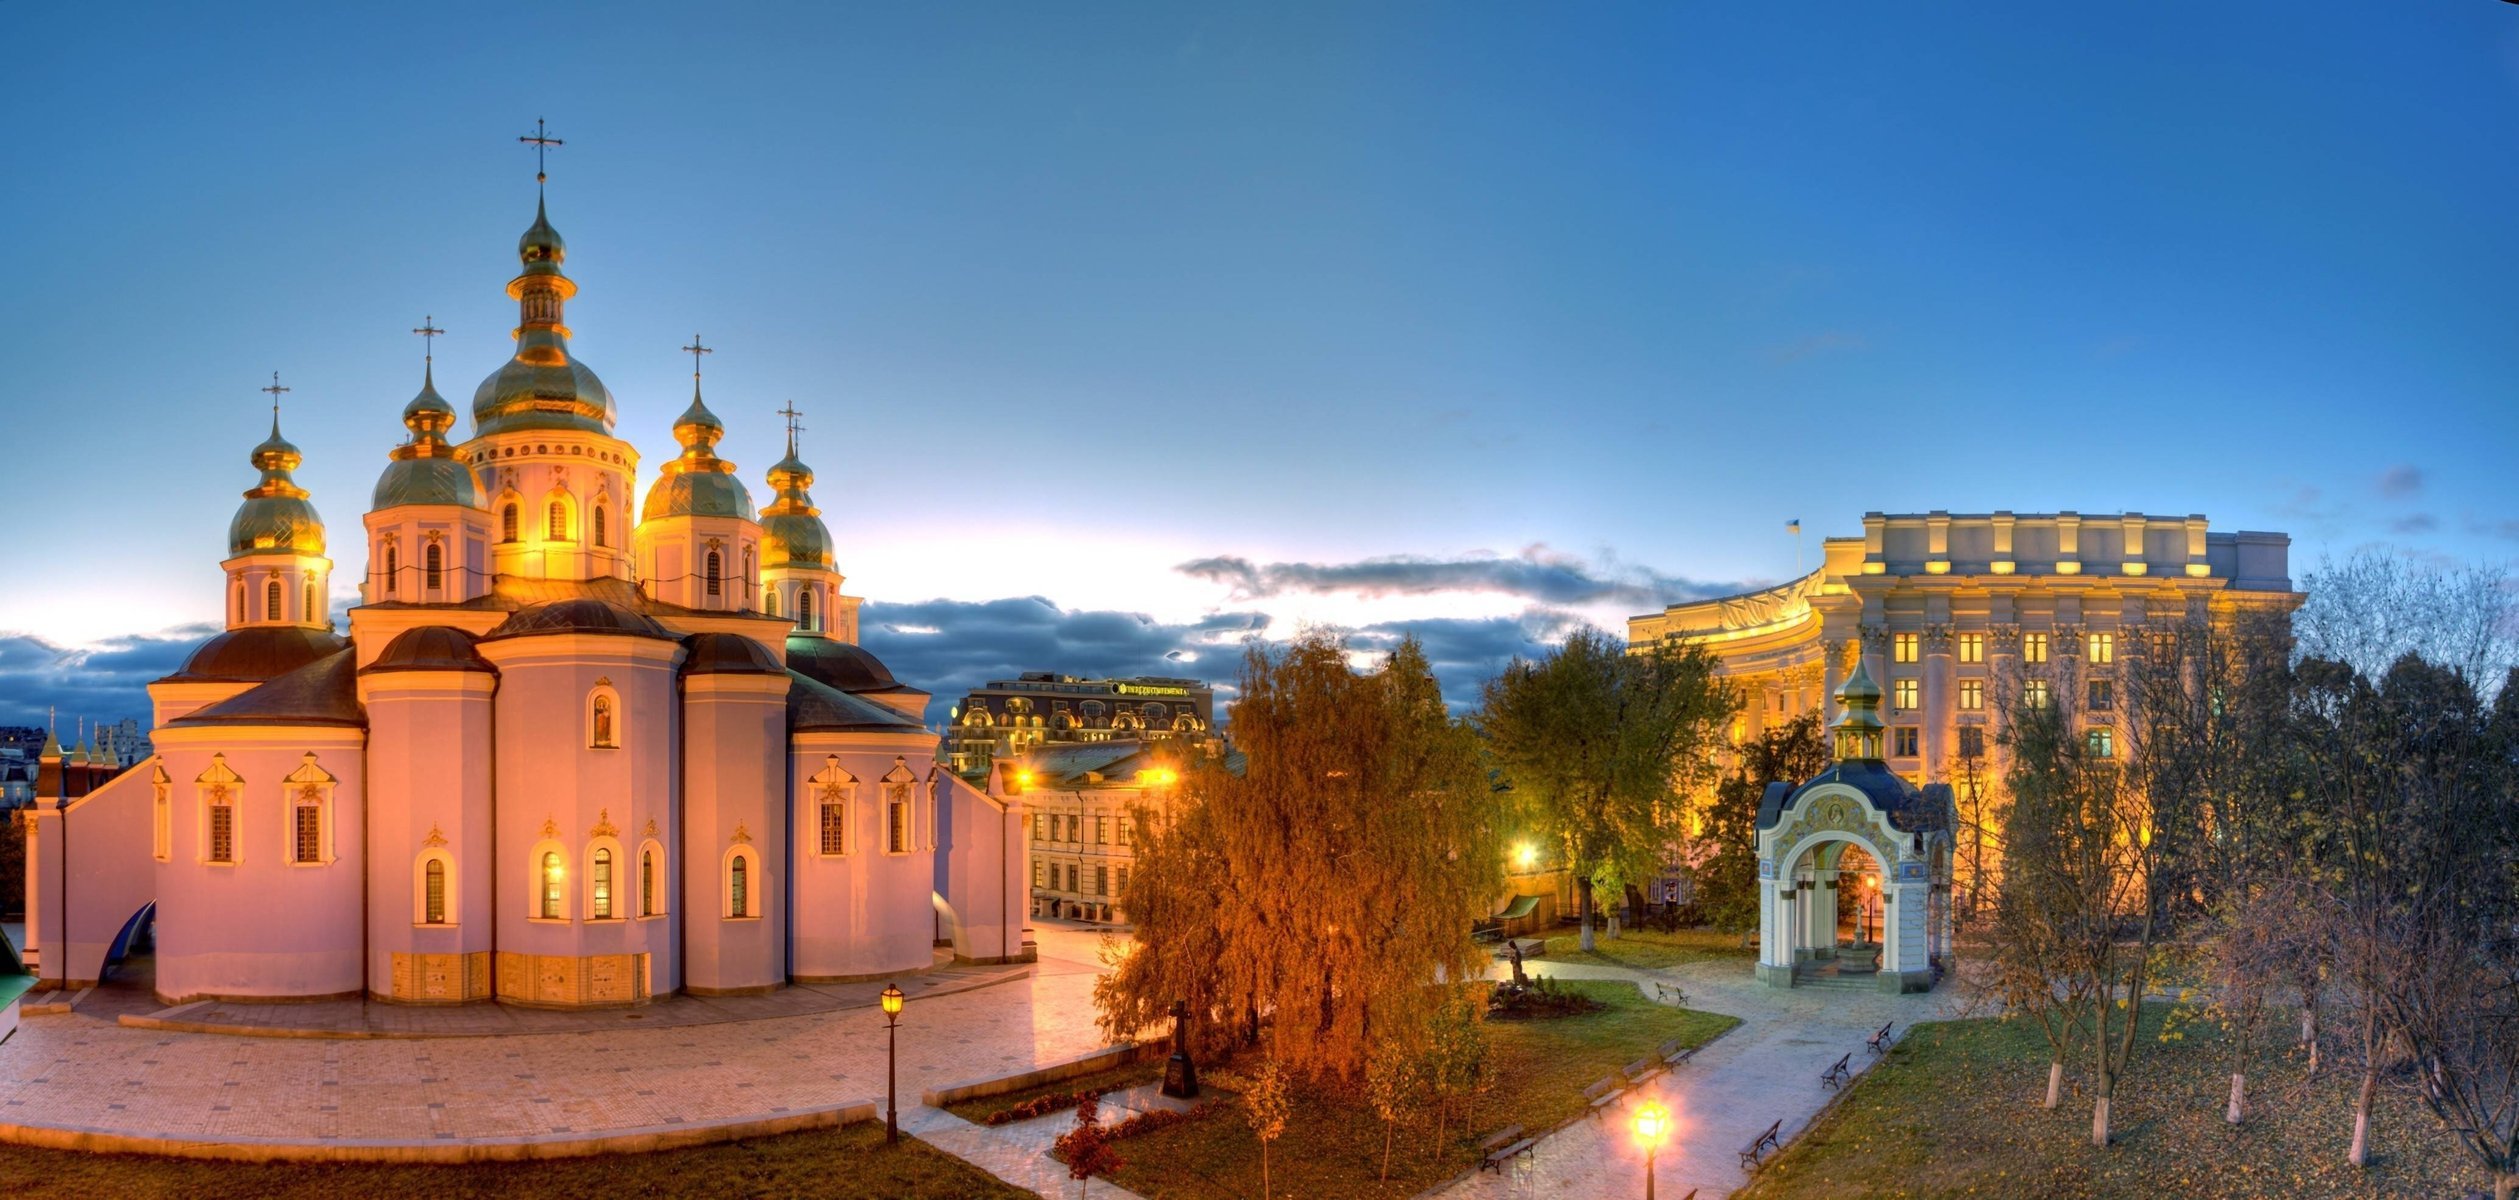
[
  {"x1": 1735, "y1": 1004, "x2": 2481, "y2": 1200},
  {"x1": 0, "y1": 1120, "x2": 1030, "y2": 1200},
  {"x1": 1529, "y1": 925, "x2": 1757, "y2": 972},
  {"x1": 1101, "y1": 979, "x2": 1739, "y2": 1199}
]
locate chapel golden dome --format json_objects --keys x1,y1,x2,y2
[{"x1": 230, "y1": 414, "x2": 326, "y2": 557}]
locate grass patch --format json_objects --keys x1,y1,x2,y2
[
  {"x1": 1735, "y1": 1004, "x2": 2481, "y2": 1200},
  {"x1": 941, "y1": 1057, "x2": 1167, "y2": 1124},
  {"x1": 1530, "y1": 926, "x2": 1756, "y2": 972},
  {"x1": 0, "y1": 1120, "x2": 1030, "y2": 1200},
  {"x1": 1104, "y1": 979, "x2": 1738, "y2": 1199}
]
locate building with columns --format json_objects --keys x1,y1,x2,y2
[{"x1": 21, "y1": 179, "x2": 1030, "y2": 1006}]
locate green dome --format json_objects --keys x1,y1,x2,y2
[
  {"x1": 642, "y1": 381, "x2": 755, "y2": 520},
  {"x1": 232, "y1": 415, "x2": 325, "y2": 556},
  {"x1": 376, "y1": 363, "x2": 484, "y2": 509}
]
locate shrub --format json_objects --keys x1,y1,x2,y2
[{"x1": 983, "y1": 1087, "x2": 1103, "y2": 1126}]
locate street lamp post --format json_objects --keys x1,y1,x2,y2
[
  {"x1": 1632, "y1": 1099, "x2": 1670, "y2": 1200},
  {"x1": 881, "y1": 982, "x2": 906, "y2": 1145}
]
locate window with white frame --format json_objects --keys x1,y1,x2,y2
[
  {"x1": 640, "y1": 842, "x2": 665, "y2": 917},
  {"x1": 1959, "y1": 633, "x2": 1985, "y2": 664},
  {"x1": 1893, "y1": 632, "x2": 1918, "y2": 663},
  {"x1": 2025, "y1": 679, "x2": 2052, "y2": 709},
  {"x1": 1959, "y1": 679, "x2": 1984, "y2": 711},
  {"x1": 1893, "y1": 678, "x2": 1919, "y2": 712},
  {"x1": 2086, "y1": 726, "x2": 2115, "y2": 758},
  {"x1": 201, "y1": 757, "x2": 241, "y2": 865},
  {"x1": 726, "y1": 848, "x2": 758, "y2": 918},
  {"x1": 2088, "y1": 632, "x2": 2115, "y2": 665},
  {"x1": 886, "y1": 784, "x2": 912, "y2": 853},
  {"x1": 2023, "y1": 633, "x2": 2050, "y2": 664},
  {"x1": 415, "y1": 849, "x2": 456, "y2": 925},
  {"x1": 425, "y1": 541, "x2": 444, "y2": 590},
  {"x1": 540, "y1": 850, "x2": 565, "y2": 919},
  {"x1": 283, "y1": 752, "x2": 336, "y2": 865},
  {"x1": 589, "y1": 844, "x2": 617, "y2": 919},
  {"x1": 813, "y1": 756, "x2": 856, "y2": 856}
]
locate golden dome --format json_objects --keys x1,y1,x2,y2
[
  {"x1": 759, "y1": 430, "x2": 831, "y2": 569},
  {"x1": 377, "y1": 363, "x2": 486, "y2": 509},
  {"x1": 231, "y1": 414, "x2": 325, "y2": 556},
  {"x1": 640, "y1": 382, "x2": 755, "y2": 521},
  {"x1": 473, "y1": 195, "x2": 615, "y2": 437}
]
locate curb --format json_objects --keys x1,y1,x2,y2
[{"x1": 0, "y1": 1100, "x2": 879, "y2": 1164}]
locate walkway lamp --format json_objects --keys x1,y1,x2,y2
[
  {"x1": 1632, "y1": 1099, "x2": 1671, "y2": 1200},
  {"x1": 881, "y1": 982, "x2": 906, "y2": 1145}
]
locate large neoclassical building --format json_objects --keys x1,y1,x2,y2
[{"x1": 23, "y1": 185, "x2": 1028, "y2": 1006}]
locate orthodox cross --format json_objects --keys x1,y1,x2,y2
[
  {"x1": 261, "y1": 371, "x2": 290, "y2": 423},
  {"x1": 682, "y1": 335, "x2": 712, "y2": 385},
  {"x1": 519, "y1": 118, "x2": 563, "y2": 185},
  {"x1": 777, "y1": 402, "x2": 805, "y2": 452},
  {"x1": 412, "y1": 316, "x2": 443, "y2": 365}
]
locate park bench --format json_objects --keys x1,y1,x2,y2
[
  {"x1": 1583, "y1": 1075, "x2": 1625, "y2": 1117},
  {"x1": 1658, "y1": 1037, "x2": 1698, "y2": 1068},
  {"x1": 1820, "y1": 1052, "x2": 1852, "y2": 1090},
  {"x1": 1624, "y1": 1056, "x2": 1663, "y2": 1086},
  {"x1": 1738, "y1": 1118, "x2": 1783, "y2": 1170},
  {"x1": 1649, "y1": 980, "x2": 1687, "y2": 1005},
  {"x1": 1478, "y1": 1124, "x2": 1536, "y2": 1173},
  {"x1": 1867, "y1": 1021, "x2": 1896, "y2": 1055}
]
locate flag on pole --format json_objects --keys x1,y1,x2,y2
[{"x1": 1786, "y1": 519, "x2": 1801, "y2": 535}]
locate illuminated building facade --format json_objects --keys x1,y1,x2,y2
[
  {"x1": 22, "y1": 178, "x2": 1031, "y2": 1005},
  {"x1": 948, "y1": 673, "x2": 1218, "y2": 777},
  {"x1": 990, "y1": 740, "x2": 1197, "y2": 924}
]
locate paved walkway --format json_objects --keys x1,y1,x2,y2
[
  {"x1": 905, "y1": 1081, "x2": 1194, "y2": 1200},
  {"x1": 1434, "y1": 954, "x2": 1963, "y2": 1200},
  {"x1": 0, "y1": 927, "x2": 1125, "y2": 1159}
]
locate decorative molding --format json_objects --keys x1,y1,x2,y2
[
  {"x1": 541, "y1": 816, "x2": 561, "y2": 840},
  {"x1": 644, "y1": 817, "x2": 659, "y2": 840},
  {"x1": 423, "y1": 824, "x2": 448, "y2": 848},
  {"x1": 731, "y1": 821, "x2": 753, "y2": 845},
  {"x1": 590, "y1": 807, "x2": 618, "y2": 840}
]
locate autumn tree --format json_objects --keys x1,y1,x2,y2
[
  {"x1": 1695, "y1": 712, "x2": 1827, "y2": 943},
  {"x1": 1481, "y1": 627, "x2": 1736, "y2": 951},
  {"x1": 1094, "y1": 631, "x2": 1502, "y2": 1082}
]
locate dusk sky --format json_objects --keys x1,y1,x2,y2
[{"x1": 4, "y1": 3, "x2": 2516, "y2": 728}]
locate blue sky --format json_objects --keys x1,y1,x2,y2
[{"x1": 3, "y1": 3, "x2": 2515, "y2": 728}]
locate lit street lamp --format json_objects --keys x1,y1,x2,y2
[
  {"x1": 1632, "y1": 1099, "x2": 1671, "y2": 1200},
  {"x1": 881, "y1": 982, "x2": 906, "y2": 1145}
]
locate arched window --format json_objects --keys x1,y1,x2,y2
[
  {"x1": 199, "y1": 756, "x2": 241, "y2": 865},
  {"x1": 640, "y1": 843, "x2": 663, "y2": 917},
  {"x1": 547, "y1": 499, "x2": 568, "y2": 541},
  {"x1": 705, "y1": 550, "x2": 722, "y2": 597},
  {"x1": 540, "y1": 850, "x2": 565, "y2": 919},
  {"x1": 742, "y1": 546, "x2": 755, "y2": 588},
  {"x1": 266, "y1": 579, "x2": 283, "y2": 621},
  {"x1": 233, "y1": 581, "x2": 244, "y2": 624},
  {"x1": 285, "y1": 752, "x2": 336, "y2": 865},
  {"x1": 305, "y1": 580, "x2": 318, "y2": 624},
  {"x1": 502, "y1": 503, "x2": 520, "y2": 542},
  {"x1": 728, "y1": 853, "x2": 752, "y2": 918},
  {"x1": 797, "y1": 587, "x2": 814, "y2": 631},
  {"x1": 590, "y1": 846, "x2": 615, "y2": 919},
  {"x1": 764, "y1": 588, "x2": 779, "y2": 617},
  {"x1": 886, "y1": 783, "x2": 913, "y2": 854},
  {"x1": 424, "y1": 543, "x2": 443, "y2": 591},
  {"x1": 813, "y1": 757, "x2": 856, "y2": 857},
  {"x1": 589, "y1": 688, "x2": 618, "y2": 749},
  {"x1": 384, "y1": 544, "x2": 399, "y2": 590},
  {"x1": 423, "y1": 858, "x2": 448, "y2": 924},
  {"x1": 592, "y1": 503, "x2": 608, "y2": 548}
]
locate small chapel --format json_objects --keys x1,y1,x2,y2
[
  {"x1": 1753, "y1": 663, "x2": 1956, "y2": 993},
  {"x1": 22, "y1": 171, "x2": 1030, "y2": 1007}
]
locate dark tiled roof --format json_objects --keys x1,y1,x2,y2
[
  {"x1": 681, "y1": 632, "x2": 785, "y2": 676},
  {"x1": 785, "y1": 634, "x2": 926, "y2": 696},
  {"x1": 787, "y1": 670, "x2": 924, "y2": 733},
  {"x1": 164, "y1": 626, "x2": 350, "y2": 684},
  {"x1": 362, "y1": 626, "x2": 495, "y2": 674},
  {"x1": 1757, "y1": 759, "x2": 1955, "y2": 836},
  {"x1": 482, "y1": 598, "x2": 674, "y2": 642},
  {"x1": 172, "y1": 648, "x2": 364, "y2": 728}
]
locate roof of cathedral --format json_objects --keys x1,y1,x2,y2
[
  {"x1": 166, "y1": 626, "x2": 352, "y2": 683},
  {"x1": 363, "y1": 626, "x2": 495, "y2": 674},
  {"x1": 170, "y1": 647, "x2": 363, "y2": 728},
  {"x1": 681, "y1": 632, "x2": 785, "y2": 676},
  {"x1": 481, "y1": 598, "x2": 674, "y2": 642},
  {"x1": 787, "y1": 669, "x2": 925, "y2": 733},
  {"x1": 785, "y1": 634, "x2": 927, "y2": 698}
]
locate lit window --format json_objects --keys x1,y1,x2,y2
[
  {"x1": 641, "y1": 847, "x2": 660, "y2": 917},
  {"x1": 1893, "y1": 633, "x2": 1919, "y2": 664},
  {"x1": 887, "y1": 784, "x2": 912, "y2": 853},
  {"x1": 1096, "y1": 815, "x2": 1109, "y2": 844},
  {"x1": 2022, "y1": 634, "x2": 2049, "y2": 664},
  {"x1": 2088, "y1": 633, "x2": 2115, "y2": 665},
  {"x1": 293, "y1": 786, "x2": 324, "y2": 864},
  {"x1": 1893, "y1": 679, "x2": 1919, "y2": 712},
  {"x1": 547, "y1": 500, "x2": 568, "y2": 541},
  {"x1": 820, "y1": 787, "x2": 850, "y2": 855},
  {"x1": 424, "y1": 858, "x2": 447, "y2": 924},
  {"x1": 1959, "y1": 633, "x2": 1984, "y2": 664},
  {"x1": 728, "y1": 854, "x2": 752, "y2": 918},
  {"x1": 502, "y1": 503, "x2": 520, "y2": 542},
  {"x1": 1893, "y1": 727, "x2": 1919, "y2": 757},
  {"x1": 425, "y1": 543, "x2": 443, "y2": 590},
  {"x1": 384, "y1": 544, "x2": 399, "y2": 587},
  {"x1": 1959, "y1": 679, "x2": 1984, "y2": 711},
  {"x1": 2086, "y1": 727, "x2": 2115, "y2": 758},
  {"x1": 1034, "y1": 861, "x2": 1047, "y2": 888},
  {"x1": 540, "y1": 851, "x2": 564, "y2": 919},
  {"x1": 266, "y1": 579, "x2": 283, "y2": 621},
  {"x1": 592, "y1": 504, "x2": 608, "y2": 548},
  {"x1": 798, "y1": 588, "x2": 814, "y2": 631},
  {"x1": 2025, "y1": 680, "x2": 2052, "y2": 710},
  {"x1": 706, "y1": 550, "x2": 723, "y2": 597}
]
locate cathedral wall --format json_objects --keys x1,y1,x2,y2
[
  {"x1": 636, "y1": 514, "x2": 763, "y2": 613},
  {"x1": 680, "y1": 674, "x2": 789, "y2": 994},
  {"x1": 479, "y1": 634, "x2": 681, "y2": 1007},
  {"x1": 360, "y1": 670, "x2": 497, "y2": 1003},
  {"x1": 467, "y1": 439, "x2": 637, "y2": 585},
  {"x1": 935, "y1": 769, "x2": 1029, "y2": 965},
  {"x1": 152, "y1": 727, "x2": 367, "y2": 1003},
  {"x1": 789, "y1": 732, "x2": 947, "y2": 982},
  {"x1": 362, "y1": 506, "x2": 494, "y2": 606}
]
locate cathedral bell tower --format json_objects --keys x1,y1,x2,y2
[
  {"x1": 365, "y1": 323, "x2": 495, "y2": 605},
  {"x1": 224, "y1": 377, "x2": 332, "y2": 631},
  {"x1": 634, "y1": 338, "x2": 762, "y2": 612},
  {"x1": 758, "y1": 412, "x2": 860, "y2": 642}
]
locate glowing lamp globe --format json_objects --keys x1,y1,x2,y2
[
  {"x1": 1633, "y1": 1100, "x2": 1670, "y2": 1146},
  {"x1": 880, "y1": 982, "x2": 905, "y2": 1017}
]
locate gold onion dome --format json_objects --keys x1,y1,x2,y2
[
  {"x1": 759, "y1": 431, "x2": 831, "y2": 569},
  {"x1": 641, "y1": 381, "x2": 755, "y2": 521},
  {"x1": 472, "y1": 194, "x2": 615, "y2": 437},
  {"x1": 1831, "y1": 660, "x2": 1887, "y2": 761},
  {"x1": 375, "y1": 363, "x2": 487, "y2": 509},
  {"x1": 230, "y1": 413, "x2": 325, "y2": 557}
]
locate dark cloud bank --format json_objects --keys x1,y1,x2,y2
[{"x1": 1178, "y1": 546, "x2": 1748, "y2": 610}]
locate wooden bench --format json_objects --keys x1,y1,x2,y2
[
  {"x1": 1820, "y1": 1051, "x2": 1852, "y2": 1090},
  {"x1": 1738, "y1": 1118, "x2": 1783, "y2": 1170},
  {"x1": 1649, "y1": 980, "x2": 1686, "y2": 1005},
  {"x1": 1583, "y1": 1075, "x2": 1624, "y2": 1117},
  {"x1": 1478, "y1": 1124, "x2": 1536, "y2": 1173},
  {"x1": 1623, "y1": 1056, "x2": 1663, "y2": 1086},
  {"x1": 1867, "y1": 1021, "x2": 1896, "y2": 1055},
  {"x1": 1658, "y1": 1037, "x2": 1698, "y2": 1068}
]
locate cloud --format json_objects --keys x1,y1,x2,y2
[
  {"x1": 1765, "y1": 331, "x2": 1867, "y2": 364},
  {"x1": 2390, "y1": 514, "x2": 2440, "y2": 535},
  {"x1": 860, "y1": 597, "x2": 1271, "y2": 725},
  {"x1": 1176, "y1": 546, "x2": 1750, "y2": 610},
  {"x1": 2377, "y1": 465, "x2": 2425, "y2": 500},
  {"x1": 1347, "y1": 610, "x2": 1590, "y2": 710},
  {"x1": 0, "y1": 625, "x2": 212, "y2": 729}
]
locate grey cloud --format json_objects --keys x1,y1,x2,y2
[
  {"x1": 2390, "y1": 514, "x2": 2440, "y2": 535},
  {"x1": 0, "y1": 626, "x2": 209, "y2": 729},
  {"x1": 860, "y1": 597, "x2": 1269, "y2": 726},
  {"x1": 2378, "y1": 465, "x2": 2425, "y2": 500},
  {"x1": 1177, "y1": 547, "x2": 1749, "y2": 611}
]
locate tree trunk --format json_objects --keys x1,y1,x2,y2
[
  {"x1": 2350, "y1": 1009, "x2": 2378, "y2": 1167},
  {"x1": 2044, "y1": 1059, "x2": 2064, "y2": 1110},
  {"x1": 2303, "y1": 1002, "x2": 2320, "y2": 1076},
  {"x1": 1381, "y1": 1119, "x2": 1394, "y2": 1181},
  {"x1": 2091, "y1": 1092, "x2": 2111, "y2": 1148},
  {"x1": 2226, "y1": 1072, "x2": 2246, "y2": 1125},
  {"x1": 1261, "y1": 1141, "x2": 1271, "y2": 1200},
  {"x1": 1578, "y1": 877, "x2": 1597, "y2": 952},
  {"x1": 2495, "y1": 1171, "x2": 2516, "y2": 1200}
]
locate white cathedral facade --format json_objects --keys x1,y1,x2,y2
[{"x1": 22, "y1": 187, "x2": 1030, "y2": 1006}]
